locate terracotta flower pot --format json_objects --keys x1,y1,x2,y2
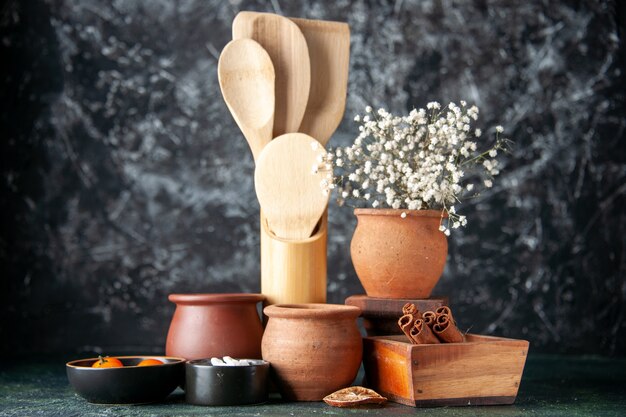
[
  {"x1": 261, "y1": 303, "x2": 362, "y2": 401},
  {"x1": 166, "y1": 293, "x2": 265, "y2": 360},
  {"x1": 350, "y1": 208, "x2": 448, "y2": 298}
]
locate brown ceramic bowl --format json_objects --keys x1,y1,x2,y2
[
  {"x1": 262, "y1": 303, "x2": 362, "y2": 401},
  {"x1": 166, "y1": 293, "x2": 265, "y2": 360},
  {"x1": 66, "y1": 356, "x2": 185, "y2": 404}
]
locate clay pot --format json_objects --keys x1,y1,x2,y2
[
  {"x1": 350, "y1": 208, "x2": 448, "y2": 298},
  {"x1": 261, "y1": 303, "x2": 362, "y2": 401},
  {"x1": 166, "y1": 293, "x2": 265, "y2": 360}
]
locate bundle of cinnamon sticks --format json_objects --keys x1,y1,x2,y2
[{"x1": 398, "y1": 303, "x2": 465, "y2": 344}]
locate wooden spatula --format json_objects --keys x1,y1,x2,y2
[
  {"x1": 290, "y1": 17, "x2": 350, "y2": 147},
  {"x1": 233, "y1": 11, "x2": 311, "y2": 137},
  {"x1": 218, "y1": 38, "x2": 275, "y2": 162},
  {"x1": 254, "y1": 133, "x2": 330, "y2": 240}
]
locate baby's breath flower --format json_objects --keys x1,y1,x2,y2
[
  {"x1": 427, "y1": 101, "x2": 441, "y2": 110},
  {"x1": 324, "y1": 103, "x2": 509, "y2": 234}
]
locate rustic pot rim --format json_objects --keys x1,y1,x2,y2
[
  {"x1": 263, "y1": 303, "x2": 361, "y2": 319},
  {"x1": 353, "y1": 208, "x2": 447, "y2": 218},
  {"x1": 168, "y1": 293, "x2": 265, "y2": 305}
]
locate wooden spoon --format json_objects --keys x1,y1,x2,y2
[
  {"x1": 233, "y1": 11, "x2": 311, "y2": 137},
  {"x1": 254, "y1": 133, "x2": 330, "y2": 240},
  {"x1": 290, "y1": 17, "x2": 350, "y2": 147},
  {"x1": 218, "y1": 38, "x2": 275, "y2": 161}
]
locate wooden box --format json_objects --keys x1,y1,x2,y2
[{"x1": 363, "y1": 334, "x2": 529, "y2": 407}]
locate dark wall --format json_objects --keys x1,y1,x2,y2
[{"x1": 1, "y1": 0, "x2": 624, "y2": 356}]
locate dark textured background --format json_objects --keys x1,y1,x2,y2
[{"x1": 1, "y1": 0, "x2": 624, "y2": 356}]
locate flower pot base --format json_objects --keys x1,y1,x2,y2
[{"x1": 345, "y1": 295, "x2": 448, "y2": 336}]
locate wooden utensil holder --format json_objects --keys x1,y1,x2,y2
[{"x1": 260, "y1": 210, "x2": 327, "y2": 306}]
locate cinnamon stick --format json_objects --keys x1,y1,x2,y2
[
  {"x1": 398, "y1": 314, "x2": 417, "y2": 344},
  {"x1": 409, "y1": 319, "x2": 440, "y2": 344},
  {"x1": 422, "y1": 311, "x2": 437, "y2": 328},
  {"x1": 433, "y1": 314, "x2": 465, "y2": 343},
  {"x1": 402, "y1": 303, "x2": 420, "y2": 321},
  {"x1": 435, "y1": 306, "x2": 455, "y2": 324}
]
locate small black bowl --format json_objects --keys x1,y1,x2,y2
[
  {"x1": 66, "y1": 356, "x2": 185, "y2": 404},
  {"x1": 185, "y1": 359, "x2": 269, "y2": 406}
]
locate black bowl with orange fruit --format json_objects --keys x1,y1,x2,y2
[{"x1": 66, "y1": 356, "x2": 185, "y2": 404}]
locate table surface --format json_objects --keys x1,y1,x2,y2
[{"x1": 1, "y1": 354, "x2": 625, "y2": 417}]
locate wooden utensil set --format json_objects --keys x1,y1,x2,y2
[{"x1": 218, "y1": 12, "x2": 350, "y2": 305}]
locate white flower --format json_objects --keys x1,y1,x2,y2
[
  {"x1": 324, "y1": 103, "x2": 507, "y2": 235},
  {"x1": 496, "y1": 125, "x2": 504, "y2": 133},
  {"x1": 426, "y1": 101, "x2": 441, "y2": 110}
]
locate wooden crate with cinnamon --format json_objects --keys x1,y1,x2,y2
[
  {"x1": 362, "y1": 333, "x2": 529, "y2": 407},
  {"x1": 360, "y1": 302, "x2": 529, "y2": 407}
]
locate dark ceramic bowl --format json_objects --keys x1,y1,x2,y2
[
  {"x1": 185, "y1": 359, "x2": 269, "y2": 406},
  {"x1": 66, "y1": 356, "x2": 185, "y2": 404}
]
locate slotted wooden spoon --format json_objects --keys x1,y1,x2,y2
[
  {"x1": 233, "y1": 11, "x2": 311, "y2": 137},
  {"x1": 218, "y1": 38, "x2": 275, "y2": 161},
  {"x1": 254, "y1": 133, "x2": 330, "y2": 240},
  {"x1": 290, "y1": 17, "x2": 350, "y2": 147}
]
